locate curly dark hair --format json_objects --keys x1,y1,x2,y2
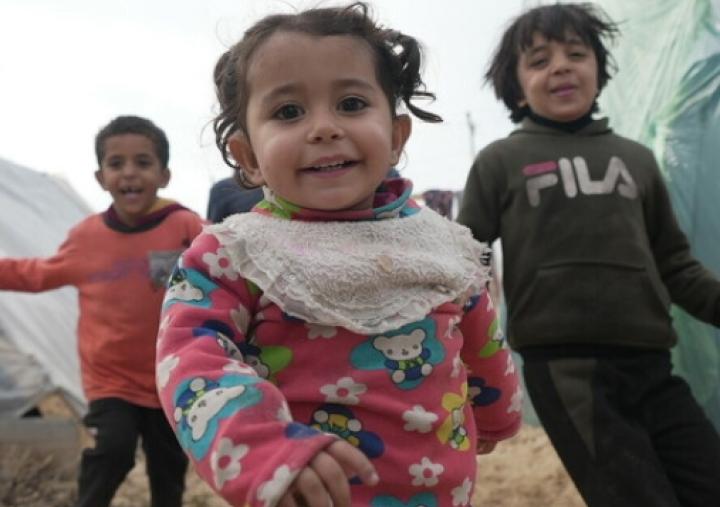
[
  {"x1": 486, "y1": 2, "x2": 619, "y2": 123},
  {"x1": 94, "y1": 115, "x2": 170, "y2": 168},
  {"x1": 212, "y1": 1, "x2": 442, "y2": 172}
]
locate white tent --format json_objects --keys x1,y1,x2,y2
[{"x1": 0, "y1": 157, "x2": 92, "y2": 417}]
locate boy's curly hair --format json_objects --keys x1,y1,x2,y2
[
  {"x1": 486, "y1": 2, "x2": 619, "y2": 123},
  {"x1": 95, "y1": 115, "x2": 170, "y2": 168}
]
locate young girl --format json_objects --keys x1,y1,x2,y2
[
  {"x1": 156, "y1": 3, "x2": 521, "y2": 506},
  {"x1": 458, "y1": 3, "x2": 720, "y2": 507}
]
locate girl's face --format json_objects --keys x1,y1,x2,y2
[
  {"x1": 516, "y1": 31, "x2": 599, "y2": 122},
  {"x1": 229, "y1": 31, "x2": 410, "y2": 212}
]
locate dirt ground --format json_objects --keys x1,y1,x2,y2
[
  {"x1": 0, "y1": 423, "x2": 584, "y2": 507},
  {"x1": 471, "y1": 425, "x2": 584, "y2": 507}
]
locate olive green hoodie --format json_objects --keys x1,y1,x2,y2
[{"x1": 458, "y1": 117, "x2": 720, "y2": 350}]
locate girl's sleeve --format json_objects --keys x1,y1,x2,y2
[
  {"x1": 0, "y1": 230, "x2": 82, "y2": 291},
  {"x1": 156, "y1": 232, "x2": 336, "y2": 507},
  {"x1": 458, "y1": 287, "x2": 522, "y2": 441}
]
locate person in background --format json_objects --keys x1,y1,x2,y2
[
  {"x1": 0, "y1": 115, "x2": 205, "y2": 507},
  {"x1": 156, "y1": 3, "x2": 521, "y2": 506},
  {"x1": 457, "y1": 4, "x2": 720, "y2": 507},
  {"x1": 422, "y1": 189, "x2": 455, "y2": 218},
  {"x1": 206, "y1": 169, "x2": 264, "y2": 223}
]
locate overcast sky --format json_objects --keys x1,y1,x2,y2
[{"x1": 0, "y1": 0, "x2": 527, "y2": 215}]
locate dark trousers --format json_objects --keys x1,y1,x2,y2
[
  {"x1": 75, "y1": 397, "x2": 188, "y2": 507},
  {"x1": 522, "y1": 348, "x2": 720, "y2": 507}
]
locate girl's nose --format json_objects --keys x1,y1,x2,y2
[{"x1": 307, "y1": 112, "x2": 344, "y2": 143}]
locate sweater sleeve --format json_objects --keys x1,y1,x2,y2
[
  {"x1": 0, "y1": 229, "x2": 83, "y2": 291},
  {"x1": 456, "y1": 147, "x2": 503, "y2": 243},
  {"x1": 643, "y1": 160, "x2": 720, "y2": 326},
  {"x1": 156, "y1": 232, "x2": 336, "y2": 507},
  {"x1": 458, "y1": 288, "x2": 522, "y2": 441},
  {"x1": 187, "y1": 211, "x2": 207, "y2": 239}
]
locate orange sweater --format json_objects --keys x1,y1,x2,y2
[{"x1": 0, "y1": 203, "x2": 204, "y2": 407}]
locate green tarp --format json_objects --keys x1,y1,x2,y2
[{"x1": 599, "y1": 0, "x2": 720, "y2": 430}]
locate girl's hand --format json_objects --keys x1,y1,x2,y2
[
  {"x1": 277, "y1": 440, "x2": 378, "y2": 507},
  {"x1": 476, "y1": 439, "x2": 498, "y2": 455}
]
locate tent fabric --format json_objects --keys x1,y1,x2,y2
[
  {"x1": 597, "y1": 0, "x2": 720, "y2": 431},
  {"x1": 660, "y1": 52, "x2": 720, "y2": 427},
  {"x1": 0, "y1": 157, "x2": 92, "y2": 417}
]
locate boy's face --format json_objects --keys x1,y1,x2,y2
[
  {"x1": 95, "y1": 133, "x2": 170, "y2": 226},
  {"x1": 516, "y1": 31, "x2": 598, "y2": 122}
]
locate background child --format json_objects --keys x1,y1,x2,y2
[
  {"x1": 0, "y1": 115, "x2": 205, "y2": 507},
  {"x1": 457, "y1": 3, "x2": 720, "y2": 507},
  {"x1": 156, "y1": 3, "x2": 521, "y2": 506},
  {"x1": 206, "y1": 169, "x2": 264, "y2": 223}
]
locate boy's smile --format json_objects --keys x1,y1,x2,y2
[
  {"x1": 516, "y1": 32, "x2": 599, "y2": 122},
  {"x1": 229, "y1": 31, "x2": 410, "y2": 212},
  {"x1": 95, "y1": 133, "x2": 170, "y2": 226}
]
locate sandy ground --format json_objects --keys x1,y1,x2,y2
[
  {"x1": 471, "y1": 425, "x2": 584, "y2": 507},
  {"x1": 0, "y1": 423, "x2": 584, "y2": 507}
]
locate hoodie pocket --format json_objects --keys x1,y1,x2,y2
[{"x1": 515, "y1": 261, "x2": 671, "y2": 337}]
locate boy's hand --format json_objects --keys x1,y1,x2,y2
[
  {"x1": 278, "y1": 440, "x2": 378, "y2": 507},
  {"x1": 476, "y1": 439, "x2": 497, "y2": 455}
]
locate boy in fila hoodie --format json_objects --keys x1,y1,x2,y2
[
  {"x1": 458, "y1": 4, "x2": 720, "y2": 507},
  {"x1": 0, "y1": 116, "x2": 204, "y2": 507}
]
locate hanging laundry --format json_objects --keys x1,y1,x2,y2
[{"x1": 422, "y1": 189, "x2": 455, "y2": 218}]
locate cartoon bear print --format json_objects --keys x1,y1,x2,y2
[{"x1": 373, "y1": 328, "x2": 433, "y2": 384}]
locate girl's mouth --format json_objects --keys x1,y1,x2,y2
[{"x1": 303, "y1": 160, "x2": 356, "y2": 172}]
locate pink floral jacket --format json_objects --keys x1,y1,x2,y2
[{"x1": 156, "y1": 179, "x2": 522, "y2": 507}]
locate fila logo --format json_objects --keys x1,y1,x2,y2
[{"x1": 523, "y1": 156, "x2": 638, "y2": 207}]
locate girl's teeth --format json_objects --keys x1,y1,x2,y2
[{"x1": 315, "y1": 162, "x2": 345, "y2": 170}]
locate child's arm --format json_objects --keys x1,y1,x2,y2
[
  {"x1": 457, "y1": 148, "x2": 503, "y2": 243},
  {"x1": 458, "y1": 287, "x2": 522, "y2": 449},
  {"x1": 157, "y1": 232, "x2": 375, "y2": 507},
  {"x1": 0, "y1": 232, "x2": 81, "y2": 291},
  {"x1": 644, "y1": 163, "x2": 720, "y2": 326}
]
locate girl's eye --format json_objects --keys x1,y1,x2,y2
[
  {"x1": 529, "y1": 58, "x2": 547, "y2": 68},
  {"x1": 339, "y1": 97, "x2": 367, "y2": 112},
  {"x1": 273, "y1": 104, "x2": 303, "y2": 120}
]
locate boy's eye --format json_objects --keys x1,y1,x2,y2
[
  {"x1": 106, "y1": 159, "x2": 124, "y2": 169},
  {"x1": 529, "y1": 57, "x2": 547, "y2": 68},
  {"x1": 273, "y1": 104, "x2": 303, "y2": 120},
  {"x1": 339, "y1": 96, "x2": 367, "y2": 112}
]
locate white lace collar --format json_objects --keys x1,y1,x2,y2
[{"x1": 209, "y1": 208, "x2": 490, "y2": 334}]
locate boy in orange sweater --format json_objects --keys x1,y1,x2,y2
[{"x1": 0, "y1": 115, "x2": 205, "y2": 507}]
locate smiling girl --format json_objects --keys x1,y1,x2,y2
[{"x1": 155, "y1": 3, "x2": 521, "y2": 507}]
